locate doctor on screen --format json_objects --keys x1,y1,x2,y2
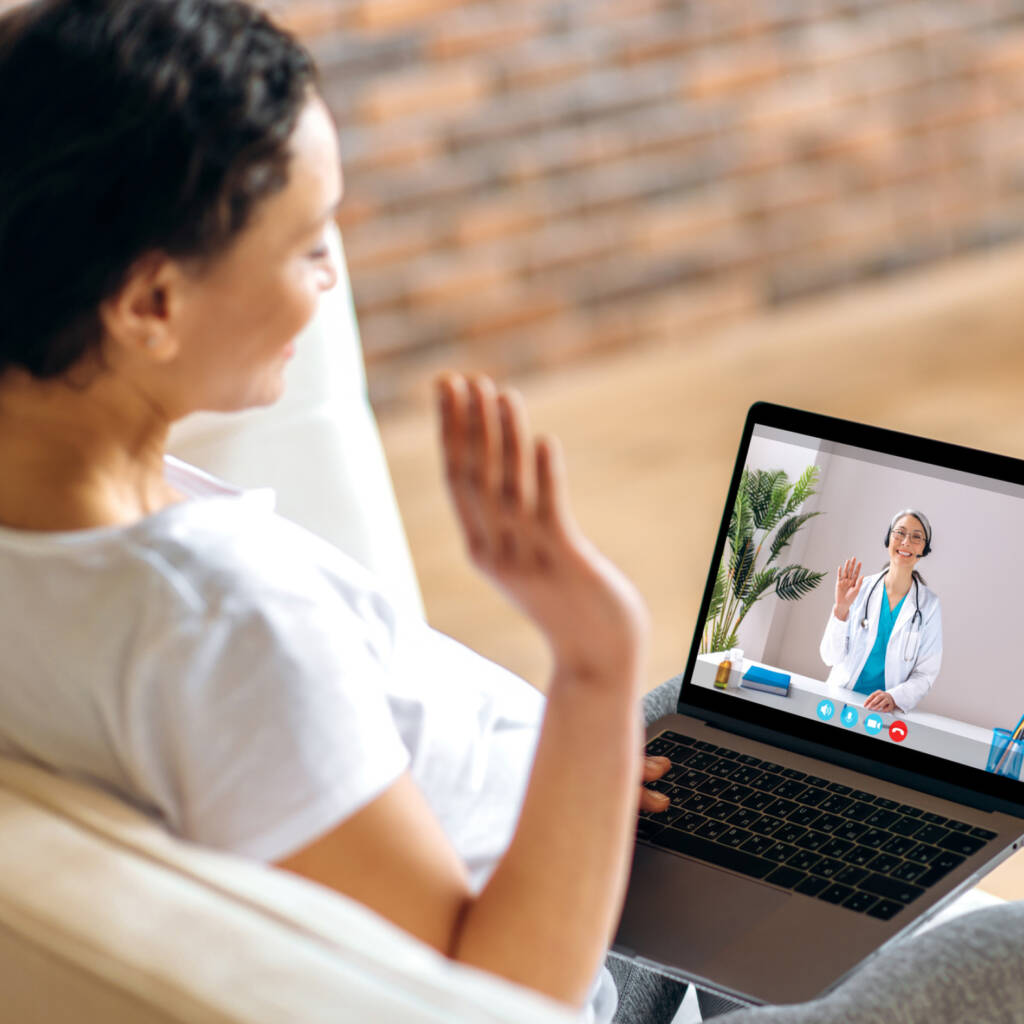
[{"x1": 820, "y1": 509, "x2": 942, "y2": 714}]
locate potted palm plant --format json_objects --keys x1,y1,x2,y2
[{"x1": 701, "y1": 465, "x2": 826, "y2": 654}]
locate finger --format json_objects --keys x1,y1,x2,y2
[
  {"x1": 643, "y1": 755, "x2": 671, "y2": 782},
  {"x1": 498, "y1": 389, "x2": 531, "y2": 513},
  {"x1": 466, "y1": 375, "x2": 500, "y2": 497},
  {"x1": 639, "y1": 787, "x2": 670, "y2": 814},
  {"x1": 535, "y1": 434, "x2": 574, "y2": 534},
  {"x1": 437, "y1": 374, "x2": 488, "y2": 558}
]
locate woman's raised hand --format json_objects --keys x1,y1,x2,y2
[
  {"x1": 437, "y1": 373, "x2": 649, "y2": 685},
  {"x1": 834, "y1": 557, "x2": 863, "y2": 621}
]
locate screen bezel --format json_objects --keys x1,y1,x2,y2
[{"x1": 677, "y1": 401, "x2": 1024, "y2": 817}]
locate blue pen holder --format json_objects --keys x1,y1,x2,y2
[{"x1": 986, "y1": 729, "x2": 1024, "y2": 780}]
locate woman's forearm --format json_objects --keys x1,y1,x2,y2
[{"x1": 451, "y1": 664, "x2": 643, "y2": 1007}]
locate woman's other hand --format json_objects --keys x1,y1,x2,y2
[
  {"x1": 864, "y1": 690, "x2": 897, "y2": 713},
  {"x1": 640, "y1": 755, "x2": 671, "y2": 813},
  {"x1": 438, "y1": 373, "x2": 649, "y2": 685},
  {"x1": 834, "y1": 557, "x2": 863, "y2": 621}
]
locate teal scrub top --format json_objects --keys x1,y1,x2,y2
[{"x1": 852, "y1": 589, "x2": 907, "y2": 695}]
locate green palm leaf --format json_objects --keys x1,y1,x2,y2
[
  {"x1": 749, "y1": 469, "x2": 788, "y2": 529},
  {"x1": 768, "y1": 512, "x2": 822, "y2": 565},
  {"x1": 774, "y1": 566, "x2": 827, "y2": 601},
  {"x1": 730, "y1": 537, "x2": 755, "y2": 599},
  {"x1": 784, "y1": 465, "x2": 820, "y2": 515}
]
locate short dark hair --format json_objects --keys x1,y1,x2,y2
[{"x1": 0, "y1": 0, "x2": 317, "y2": 379}]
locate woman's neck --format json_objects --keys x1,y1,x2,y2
[
  {"x1": 0, "y1": 367, "x2": 179, "y2": 530},
  {"x1": 885, "y1": 563, "x2": 915, "y2": 598}
]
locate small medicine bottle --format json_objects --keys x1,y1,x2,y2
[{"x1": 714, "y1": 656, "x2": 731, "y2": 689}]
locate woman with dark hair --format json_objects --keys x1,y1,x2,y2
[{"x1": 0, "y1": 2, "x2": 653, "y2": 1019}]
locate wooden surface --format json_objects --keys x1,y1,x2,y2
[{"x1": 376, "y1": 239, "x2": 1024, "y2": 899}]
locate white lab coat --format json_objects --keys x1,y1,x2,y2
[{"x1": 819, "y1": 570, "x2": 942, "y2": 713}]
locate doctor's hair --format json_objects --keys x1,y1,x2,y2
[{"x1": 0, "y1": 0, "x2": 316, "y2": 381}]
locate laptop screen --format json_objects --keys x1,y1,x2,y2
[{"x1": 681, "y1": 403, "x2": 1024, "y2": 808}]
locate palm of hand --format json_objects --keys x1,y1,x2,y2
[
  {"x1": 835, "y1": 557, "x2": 863, "y2": 614},
  {"x1": 437, "y1": 374, "x2": 649, "y2": 682}
]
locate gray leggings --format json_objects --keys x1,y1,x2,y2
[{"x1": 608, "y1": 678, "x2": 1024, "y2": 1023}]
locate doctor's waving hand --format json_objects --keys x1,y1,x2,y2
[{"x1": 820, "y1": 510, "x2": 943, "y2": 714}]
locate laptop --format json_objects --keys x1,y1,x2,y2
[{"x1": 614, "y1": 401, "x2": 1024, "y2": 1006}]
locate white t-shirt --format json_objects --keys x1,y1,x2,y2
[
  {"x1": 0, "y1": 458, "x2": 617, "y2": 1022},
  {"x1": 0, "y1": 458, "x2": 544, "y2": 888}
]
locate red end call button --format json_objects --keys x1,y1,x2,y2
[{"x1": 888, "y1": 720, "x2": 908, "y2": 743}]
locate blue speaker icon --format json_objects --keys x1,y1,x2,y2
[{"x1": 816, "y1": 699, "x2": 836, "y2": 723}]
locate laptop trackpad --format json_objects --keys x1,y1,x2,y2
[{"x1": 615, "y1": 844, "x2": 790, "y2": 973}]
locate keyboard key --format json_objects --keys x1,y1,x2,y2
[
  {"x1": 804, "y1": 775, "x2": 831, "y2": 788},
  {"x1": 798, "y1": 787, "x2": 831, "y2": 807},
  {"x1": 843, "y1": 801, "x2": 877, "y2": 822},
  {"x1": 867, "y1": 853, "x2": 901, "y2": 875},
  {"x1": 706, "y1": 757, "x2": 739, "y2": 778},
  {"x1": 812, "y1": 857, "x2": 844, "y2": 879},
  {"x1": 763, "y1": 798, "x2": 799, "y2": 818},
  {"x1": 897, "y1": 804, "x2": 923, "y2": 817},
  {"x1": 920, "y1": 812, "x2": 948, "y2": 825},
  {"x1": 742, "y1": 834, "x2": 775, "y2": 856},
  {"x1": 741, "y1": 790, "x2": 776, "y2": 812},
  {"x1": 677, "y1": 811, "x2": 708, "y2": 832},
  {"x1": 720, "y1": 784, "x2": 753, "y2": 805},
  {"x1": 813, "y1": 813, "x2": 844, "y2": 833},
  {"x1": 750, "y1": 815, "x2": 785, "y2": 837},
  {"x1": 697, "y1": 777, "x2": 731, "y2": 797},
  {"x1": 695, "y1": 819, "x2": 730, "y2": 842},
  {"x1": 717, "y1": 748, "x2": 741, "y2": 760},
  {"x1": 795, "y1": 875, "x2": 829, "y2": 897},
  {"x1": 736, "y1": 754, "x2": 762, "y2": 766},
  {"x1": 946, "y1": 820, "x2": 971, "y2": 833},
  {"x1": 969, "y1": 826, "x2": 998, "y2": 841},
  {"x1": 730, "y1": 766, "x2": 762, "y2": 786},
  {"x1": 843, "y1": 891, "x2": 879, "y2": 913},
  {"x1": 788, "y1": 850, "x2": 821, "y2": 872},
  {"x1": 763, "y1": 841, "x2": 798, "y2": 863},
  {"x1": 820, "y1": 837, "x2": 853, "y2": 859},
  {"x1": 834, "y1": 820, "x2": 869, "y2": 843},
  {"x1": 683, "y1": 792, "x2": 716, "y2": 813},
  {"x1": 727, "y1": 807, "x2": 761, "y2": 830},
  {"x1": 861, "y1": 873, "x2": 925, "y2": 905},
  {"x1": 864, "y1": 808, "x2": 897, "y2": 829},
  {"x1": 673, "y1": 767, "x2": 708, "y2": 789},
  {"x1": 835, "y1": 865, "x2": 868, "y2": 887},
  {"x1": 773, "y1": 780, "x2": 808, "y2": 801},
  {"x1": 685, "y1": 752, "x2": 719, "y2": 771},
  {"x1": 890, "y1": 860, "x2": 928, "y2": 883},
  {"x1": 693, "y1": 740, "x2": 718, "y2": 752},
  {"x1": 775, "y1": 824, "x2": 808, "y2": 845},
  {"x1": 845, "y1": 845, "x2": 878, "y2": 867},
  {"x1": 766, "y1": 865, "x2": 806, "y2": 889},
  {"x1": 788, "y1": 805, "x2": 822, "y2": 827},
  {"x1": 819, "y1": 883, "x2": 855, "y2": 904},
  {"x1": 637, "y1": 819, "x2": 665, "y2": 841},
  {"x1": 938, "y1": 833, "x2": 988, "y2": 857},
  {"x1": 719, "y1": 827, "x2": 752, "y2": 849},
  {"x1": 931, "y1": 850, "x2": 967, "y2": 875},
  {"x1": 905, "y1": 842, "x2": 941, "y2": 865},
  {"x1": 782, "y1": 768, "x2": 807, "y2": 780},
  {"x1": 655, "y1": 828, "x2": 775, "y2": 879},
  {"x1": 818, "y1": 794, "x2": 852, "y2": 815},
  {"x1": 873, "y1": 797, "x2": 899, "y2": 810},
  {"x1": 889, "y1": 817, "x2": 924, "y2": 837},
  {"x1": 881, "y1": 835, "x2": 916, "y2": 857},
  {"x1": 867, "y1": 899, "x2": 904, "y2": 920},
  {"x1": 795, "y1": 831, "x2": 830, "y2": 852},
  {"x1": 850, "y1": 790, "x2": 876, "y2": 803},
  {"x1": 914, "y1": 824, "x2": 950, "y2": 846},
  {"x1": 826, "y1": 782, "x2": 853, "y2": 795},
  {"x1": 759, "y1": 761, "x2": 785, "y2": 774},
  {"x1": 706, "y1": 800, "x2": 738, "y2": 821},
  {"x1": 859, "y1": 828, "x2": 890, "y2": 849},
  {"x1": 753, "y1": 772, "x2": 786, "y2": 793},
  {"x1": 662, "y1": 732, "x2": 696, "y2": 746}
]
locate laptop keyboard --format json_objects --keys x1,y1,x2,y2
[{"x1": 640, "y1": 730, "x2": 998, "y2": 921}]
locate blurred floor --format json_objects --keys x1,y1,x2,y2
[{"x1": 376, "y1": 238, "x2": 1024, "y2": 899}]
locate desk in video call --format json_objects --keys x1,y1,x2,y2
[{"x1": 693, "y1": 653, "x2": 993, "y2": 771}]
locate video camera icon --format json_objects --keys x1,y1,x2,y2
[{"x1": 864, "y1": 713, "x2": 884, "y2": 736}]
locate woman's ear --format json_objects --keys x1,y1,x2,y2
[{"x1": 98, "y1": 252, "x2": 182, "y2": 363}]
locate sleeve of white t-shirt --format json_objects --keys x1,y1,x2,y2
[{"x1": 124, "y1": 572, "x2": 410, "y2": 863}]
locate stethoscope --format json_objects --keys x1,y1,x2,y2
[{"x1": 859, "y1": 568, "x2": 923, "y2": 662}]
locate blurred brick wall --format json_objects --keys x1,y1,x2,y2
[
  {"x1": 6, "y1": 0, "x2": 1024, "y2": 410},
  {"x1": 261, "y1": 0, "x2": 1024, "y2": 412}
]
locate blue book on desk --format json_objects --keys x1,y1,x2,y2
[{"x1": 740, "y1": 665, "x2": 791, "y2": 696}]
